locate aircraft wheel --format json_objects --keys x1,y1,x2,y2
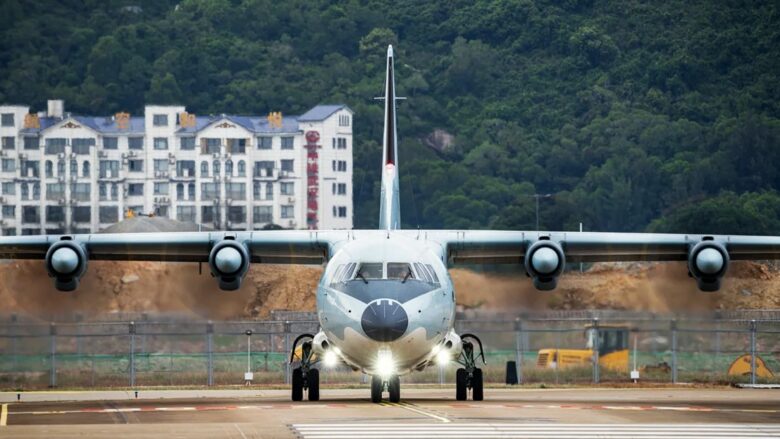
[
  {"x1": 388, "y1": 375, "x2": 400, "y2": 403},
  {"x1": 370, "y1": 375, "x2": 383, "y2": 403},
  {"x1": 308, "y1": 368, "x2": 320, "y2": 401},
  {"x1": 292, "y1": 367, "x2": 303, "y2": 401},
  {"x1": 456, "y1": 368, "x2": 467, "y2": 401},
  {"x1": 472, "y1": 368, "x2": 484, "y2": 401}
]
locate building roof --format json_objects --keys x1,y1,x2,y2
[
  {"x1": 297, "y1": 104, "x2": 352, "y2": 122},
  {"x1": 16, "y1": 104, "x2": 349, "y2": 136}
]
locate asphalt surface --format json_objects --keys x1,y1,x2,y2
[{"x1": 1, "y1": 387, "x2": 779, "y2": 438}]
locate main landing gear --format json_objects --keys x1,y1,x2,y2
[
  {"x1": 290, "y1": 334, "x2": 320, "y2": 401},
  {"x1": 370, "y1": 374, "x2": 401, "y2": 403},
  {"x1": 455, "y1": 334, "x2": 486, "y2": 401}
]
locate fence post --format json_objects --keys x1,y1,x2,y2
[
  {"x1": 206, "y1": 321, "x2": 214, "y2": 386},
  {"x1": 750, "y1": 320, "x2": 757, "y2": 385},
  {"x1": 514, "y1": 318, "x2": 523, "y2": 384},
  {"x1": 670, "y1": 320, "x2": 678, "y2": 384},
  {"x1": 591, "y1": 318, "x2": 600, "y2": 384},
  {"x1": 10, "y1": 314, "x2": 17, "y2": 385},
  {"x1": 284, "y1": 321, "x2": 291, "y2": 385},
  {"x1": 129, "y1": 321, "x2": 136, "y2": 387},
  {"x1": 49, "y1": 322, "x2": 57, "y2": 388}
]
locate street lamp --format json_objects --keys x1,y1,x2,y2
[
  {"x1": 245, "y1": 330, "x2": 253, "y2": 385},
  {"x1": 526, "y1": 193, "x2": 553, "y2": 230}
]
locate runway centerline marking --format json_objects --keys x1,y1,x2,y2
[
  {"x1": 382, "y1": 401, "x2": 450, "y2": 423},
  {"x1": 1, "y1": 403, "x2": 7, "y2": 426}
]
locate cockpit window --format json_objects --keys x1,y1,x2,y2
[
  {"x1": 425, "y1": 264, "x2": 440, "y2": 283},
  {"x1": 355, "y1": 263, "x2": 383, "y2": 280},
  {"x1": 414, "y1": 263, "x2": 430, "y2": 282},
  {"x1": 342, "y1": 262, "x2": 357, "y2": 282},
  {"x1": 387, "y1": 263, "x2": 414, "y2": 280}
]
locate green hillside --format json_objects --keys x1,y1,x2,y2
[{"x1": 2, "y1": 0, "x2": 779, "y2": 233}]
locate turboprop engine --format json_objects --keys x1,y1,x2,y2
[
  {"x1": 688, "y1": 240, "x2": 729, "y2": 291},
  {"x1": 45, "y1": 239, "x2": 88, "y2": 291},
  {"x1": 208, "y1": 239, "x2": 250, "y2": 290},
  {"x1": 524, "y1": 239, "x2": 565, "y2": 291}
]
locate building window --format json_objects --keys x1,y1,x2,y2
[
  {"x1": 71, "y1": 183, "x2": 90, "y2": 201},
  {"x1": 2, "y1": 205, "x2": 15, "y2": 218},
  {"x1": 22, "y1": 206, "x2": 39, "y2": 223},
  {"x1": 1, "y1": 159, "x2": 15, "y2": 172},
  {"x1": 45, "y1": 161, "x2": 53, "y2": 178},
  {"x1": 46, "y1": 183, "x2": 65, "y2": 200},
  {"x1": 227, "y1": 206, "x2": 246, "y2": 223},
  {"x1": 339, "y1": 114, "x2": 350, "y2": 127},
  {"x1": 128, "y1": 183, "x2": 144, "y2": 196},
  {"x1": 180, "y1": 137, "x2": 195, "y2": 150},
  {"x1": 188, "y1": 182, "x2": 195, "y2": 201},
  {"x1": 226, "y1": 182, "x2": 246, "y2": 200},
  {"x1": 253, "y1": 206, "x2": 272, "y2": 223},
  {"x1": 201, "y1": 182, "x2": 219, "y2": 200},
  {"x1": 153, "y1": 114, "x2": 168, "y2": 126},
  {"x1": 99, "y1": 160, "x2": 119, "y2": 178},
  {"x1": 281, "y1": 136, "x2": 294, "y2": 150},
  {"x1": 237, "y1": 160, "x2": 246, "y2": 177},
  {"x1": 154, "y1": 159, "x2": 169, "y2": 173},
  {"x1": 99, "y1": 206, "x2": 118, "y2": 223},
  {"x1": 21, "y1": 183, "x2": 28, "y2": 200},
  {"x1": 154, "y1": 205, "x2": 168, "y2": 218},
  {"x1": 254, "y1": 161, "x2": 274, "y2": 177},
  {"x1": 176, "y1": 183, "x2": 184, "y2": 200},
  {"x1": 225, "y1": 159, "x2": 233, "y2": 176},
  {"x1": 227, "y1": 138, "x2": 246, "y2": 154},
  {"x1": 177, "y1": 206, "x2": 196, "y2": 222},
  {"x1": 23, "y1": 136, "x2": 38, "y2": 150},
  {"x1": 153, "y1": 137, "x2": 168, "y2": 150},
  {"x1": 332, "y1": 160, "x2": 347, "y2": 172},
  {"x1": 201, "y1": 206, "x2": 216, "y2": 223},
  {"x1": 200, "y1": 161, "x2": 209, "y2": 177},
  {"x1": 57, "y1": 160, "x2": 65, "y2": 177},
  {"x1": 333, "y1": 137, "x2": 347, "y2": 149},
  {"x1": 281, "y1": 205, "x2": 294, "y2": 219},
  {"x1": 333, "y1": 206, "x2": 348, "y2": 217},
  {"x1": 72, "y1": 206, "x2": 91, "y2": 222},
  {"x1": 111, "y1": 183, "x2": 118, "y2": 200},
  {"x1": 70, "y1": 159, "x2": 78, "y2": 176},
  {"x1": 2, "y1": 137, "x2": 14, "y2": 150},
  {"x1": 1, "y1": 113, "x2": 14, "y2": 126},
  {"x1": 82, "y1": 161, "x2": 90, "y2": 177},
  {"x1": 201, "y1": 138, "x2": 220, "y2": 154},
  {"x1": 22, "y1": 161, "x2": 39, "y2": 178},
  {"x1": 1, "y1": 182, "x2": 14, "y2": 195},
  {"x1": 70, "y1": 138, "x2": 94, "y2": 154},
  {"x1": 45, "y1": 138, "x2": 66, "y2": 155},
  {"x1": 128, "y1": 137, "x2": 143, "y2": 150},
  {"x1": 213, "y1": 160, "x2": 220, "y2": 176},
  {"x1": 46, "y1": 206, "x2": 65, "y2": 223},
  {"x1": 265, "y1": 182, "x2": 273, "y2": 200},
  {"x1": 281, "y1": 182, "x2": 294, "y2": 195},
  {"x1": 332, "y1": 182, "x2": 347, "y2": 195},
  {"x1": 129, "y1": 159, "x2": 144, "y2": 172},
  {"x1": 257, "y1": 136, "x2": 272, "y2": 149},
  {"x1": 281, "y1": 159, "x2": 294, "y2": 173},
  {"x1": 176, "y1": 160, "x2": 195, "y2": 177},
  {"x1": 103, "y1": 137, "x2": 118, "y2": 150},
  {"x1": 154, "y1": 182, "x2": 169, "y2": 195}
]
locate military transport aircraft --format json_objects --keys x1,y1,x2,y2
[{"x1": 2, "y1": 45, "x2": 780, "y2": 403}]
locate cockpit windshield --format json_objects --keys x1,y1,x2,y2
[
  {"x1": 387, "y1": 263, "x2": 413, "y2": 280},
  {"x1": 355, "y1": 263, "x2": 383, "y2": 280}
]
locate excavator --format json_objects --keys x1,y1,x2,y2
[{"x1": 536, "y1": 324, "x2": 630, "y2": 372}]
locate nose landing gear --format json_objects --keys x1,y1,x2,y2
[
  {"x1": 290, "y1": 333, "x2": 320, "y2": 402},
  {"x1": 370, "y1": 374, "x2": 401, "y2": 403},
  {"x1": 455, "y1": 333, "x2": 486, "y2": 401}
]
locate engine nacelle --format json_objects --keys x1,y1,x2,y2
[
  {"x1": 208, "y1": 239, "x2": 250, "y2": 290},
  {"x1": 45, "y1": 240, "x2": 88, "y2": 291},
  {"x1": 524, "y1": 240, "x2": 565, "y2": 291},
  {"x1": 688, "y1": 240, "x2": 729, "y2": 292}
]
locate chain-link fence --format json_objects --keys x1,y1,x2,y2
[{"x1": 0, "y1": 310, "x2": 778, "y2": 389}]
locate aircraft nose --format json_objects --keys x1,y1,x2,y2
[{"x1": 361, "y1": 299, "x2": 408, "y2": 342}]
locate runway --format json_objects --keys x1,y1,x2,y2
[{"x1": 1, "y1": 387, "x2": 779, "y2": 438}]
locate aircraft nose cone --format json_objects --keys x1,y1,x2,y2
[{"x1": 361, "y1": 299, "x2": 408, "y2": 342}]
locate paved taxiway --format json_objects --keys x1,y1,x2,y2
[{"x1": 1, "y1": 387, "x2": 779, "y2": 438}]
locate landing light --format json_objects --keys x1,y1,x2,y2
[
  {"x1": 376, "y1": 350, "x2": 395, "y2": 379},
  {"x1": 323, "y1": 350, "x2": 339, "y2": 368},
  {"x1": 435, "y1": 350, "x2": 451, "y2": 366}
]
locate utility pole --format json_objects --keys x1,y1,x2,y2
[{"x1": 527, "y1": 193, "x2": 553, "y2": 230}]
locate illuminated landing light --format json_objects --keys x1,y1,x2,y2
[
  {"x1": 376, "y1": 350, "x2": 396, "y2": 379},
  {"x1": 323, "y1": 350, "x2": 339, "y2": 368},
  {"x1": 435, "y1": 350, "x2": 451, "y2": 366}
]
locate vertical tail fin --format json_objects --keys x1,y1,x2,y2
[{"x1": 379, "y1": 45, "x2": 401, "y2": 230}]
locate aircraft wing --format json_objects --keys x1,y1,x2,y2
[
  {"x1": 426, "y1": 230, "x2": 780, "y2": 291},
  {"x1": 0, "y1": 230, "x2": 341, "y2": 291}
]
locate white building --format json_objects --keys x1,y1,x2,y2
[{"x1": 0, "y1": 100, "x2": 353, "y2": 235}]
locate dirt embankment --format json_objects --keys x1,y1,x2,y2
[{"x1": 1, "y1": 260, "x2": 778, "y2": 320}]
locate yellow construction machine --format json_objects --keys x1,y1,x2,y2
[{"x1": 536, "y1": 324, "x2": 630, "y2": 372}]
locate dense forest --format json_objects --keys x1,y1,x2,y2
[{"x1": 2, "y1": 0, "x2": 779, "y2": 234}]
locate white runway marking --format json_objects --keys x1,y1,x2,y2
[{"x1": 291, "y1": 423, "x2": 780, "y2": 438}]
